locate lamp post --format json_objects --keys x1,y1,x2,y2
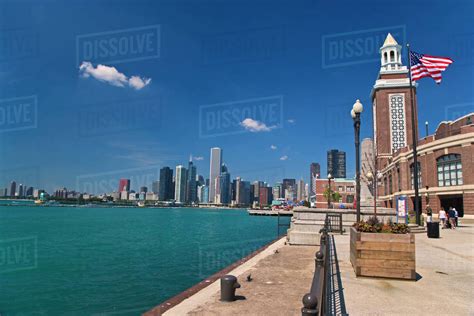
[
  {"x1": 351, "y1": 99, "x2": 363, "y2": 223},
  {"x1": 327, "y1": 173, "x2": 332, "y2": 209}
]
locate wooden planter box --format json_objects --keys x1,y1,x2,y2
[{"x1": 350, "y1": 227, "x2": 416, "y2": 280}]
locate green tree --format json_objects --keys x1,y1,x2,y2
[{"x1": 323, "y1": 187, "x2": 341, "y2": 206}]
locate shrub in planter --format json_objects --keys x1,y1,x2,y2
[
  {"x1": 350, "y1": 216, "x2": 416, "y2": 280},
  {"x1": 353, "y1": 216, "x2": 410, "y2": 234}
]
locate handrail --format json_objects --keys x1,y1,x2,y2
[{"x1": 301, "y1": 216, "x2": 331, "y2": 316}]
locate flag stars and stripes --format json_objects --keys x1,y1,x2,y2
[{"x1": 409, "y1": 51, "x2": 453, "y2": 84}]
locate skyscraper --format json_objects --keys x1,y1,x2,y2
[
  {"x1": 218, "y1": 165, "x2": 231, "y2": 204},
  {"x1": 327, "y1": 150, "x2": 346, "y2": 178},
  {"x1": 297, "y1": 179, "x2": 305, "y2": 201},
  {"x1": 282, "y1": 178, "x2": 296, "y2": 199},
  {"x1": 10, "y1": 181, "x2": 16, "y2": 198},
  {"x1": 118, "y1": 178, "x2": 130, "y2": 192},
  {"x1": 152, "y1": 181, "x2": 160, "y2": 194},
  {"x1": 209, "y1": 147, "x2": 222, "y2": 203},
  {"x1": 272, "y1": 182, "x2": 282, "y2": 200},
  {"x1": 310, "y1": 162, "x2": 321, "y2": 195},
  {"x1": 175, "y1": 165, "x2": 187, "y2": 202},
  {"x1": 159, "y1": 167, "x2": 173, "y2": 201},
  {"x1": 186, "y1": 157, "x2": 197, "y2": 203}
]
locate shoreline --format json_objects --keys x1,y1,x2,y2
[{"x1": 143, "y1": 236, "x2": 286, "y2": 316}]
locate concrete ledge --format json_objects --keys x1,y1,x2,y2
[{"x1": 150, "y1": 237, "x2": 287, "y2": 316}]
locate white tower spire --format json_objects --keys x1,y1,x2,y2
[{"x1": 380, "y1": 33, "x2": 403, "y2": 72}]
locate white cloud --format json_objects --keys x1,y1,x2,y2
[
  {"x1": 280, "y1": 155, "x2": 289, "y2": 161},
  {"x1": 79, "y1": 61, "x2": 151, "y2": 90},
  {"x1": 287, "y1": 119, "x2": 295, "y2": 124},
  {"x1": 193, "y1": 156, "x2": 204, "y2": 161},
  {"x1": 270, "y1": 145, "x2": 277, "y2": 150},
  {"x1": 129, "y1": 76, "x2": 152, "y2": 90},
  {"x1": 240, "y1": 118, "x2": 275, "y2": 132}
]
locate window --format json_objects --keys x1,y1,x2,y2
[
  {"x1": 390, "y1": 51, "x2": 395, "y2": 62},
  {"x1": 338, "y1": 186, "x2": 344, "y2": 192},
  {"x1": 384, "y1": 52, "x2": 388, "y2": 63},
  {"x1": 346, "y1": 195, "x2": 354, "y2": 203},
  {"x1": 437, "y1": 154, "x2": 462, "y2": 186},
  {"x1": 389, "y1": 174, "x2": 393, "y2": 195},
  {"x1": 410, "y1": 162, "x2": 422, "y2": 189}
]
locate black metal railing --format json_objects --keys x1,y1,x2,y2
[
  {"x1": 326, "y1": 213, "x2": 343, "y2": 234},
  {"x1": 301, "y1": 216, "x2": 331, "y2": 316}
]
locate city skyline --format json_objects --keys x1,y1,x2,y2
[{"x1": 1, "y1": 1, "x2": 471, "y2": 193}]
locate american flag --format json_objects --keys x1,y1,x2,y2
[{"x1": 409, "y1": 51, "x2": 453, "y2": 84}]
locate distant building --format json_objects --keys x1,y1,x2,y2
[
  {"x1": 152, "y1": 181, "x2": 160, "y2": 194},
  {"x1": 259, "y1": 187, "x2": 272, "y2": 206},
  {"x1": 118, "y1": 179, "x2": 130, "y2": 192},
  {"x1": 26, "y1": 187, "x2": 34, "y2": 197},
  {"x1": 10, "y1": 181, "x2": 16, "y2": 198},
  {"x1": 310, "y1": 162, "x2": 321, "y2": 195},
  {"x1": 159, "y1": 167, "x2": 173, "y2": 201},
  {"x1": 198, "y1": 185, "x2": 209, "y2": 203},
  {"x1": 315, "y1": 178, "x2": 355, "y2": 208},
  {"x1": 186, "y1": 157, "x2": 197, "y2": 203},
  {"x1": 209, "y1": 147, "x2": 222, "y2": 203},
  {"x1": 327, "y1": 150, "x2": 346, "y2": 178},
  {"x1": 282, "y1": 179, "x2": 296, "y2": 200},
  {"x1": 297, "y1": 179, "x2": 305, "y2": 201},
  {"x1": 140, "y1": 186, "x2": 148, "y2": 193},
  {"x1": 175, "y1": 165, "x2": 187, "y2": 203},
  {"x1": 217, "y1": 165, "x2": 231, "y2": 204},
  {"x1": 272, "y1": 183, "x2": 282, "y2": 200},
  {"x1": 120, "y1": 191, "x2": 128, "y2": 200}
]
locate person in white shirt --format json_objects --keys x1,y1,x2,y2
[{"x1": 439, "y1": 208, "x2": 447, "y2": 229}]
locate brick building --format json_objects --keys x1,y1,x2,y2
[
  {"x1": 315, "y1": 178, "x2": 355, "y2": 209},
  {"x1": 371, "y1": 33, "x2": 474, "y2": 216}
]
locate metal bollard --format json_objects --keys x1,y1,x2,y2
[
  {"x1": 220, "y1": 275, "x2": 241, "y2": 302},
  {"x1": 301, "y1": 293, "x2": 319, "y2": 316}
]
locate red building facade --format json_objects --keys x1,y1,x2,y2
[{"x1": 371, "y1": 34, "x2": 474, "y2": 216}]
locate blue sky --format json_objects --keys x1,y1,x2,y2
[{"x1": 0, "y1": 0, "x2": 473, "y2": 193}]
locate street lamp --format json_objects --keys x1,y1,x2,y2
[
  {"x1": 351, "y1": 99, "x2": 363, "y2": 223},
  {"x1": 327, "y1": 173, "x2": 332, "y2": 209}
]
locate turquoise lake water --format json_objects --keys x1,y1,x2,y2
[{"x1": 0, "y1": 206, "x2": 286, "y2": 315}]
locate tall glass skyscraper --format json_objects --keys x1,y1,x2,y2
[
  {"x1": 327, "y1": 149, "x2": 346, "y2": 178},
  {"x1": 209, "y1": 147, "x2": 222, "y2": 203},
  {"x1": 159, "y1": 167, "x2": 173, "y2": 201},
  {"x1": 174, "y1": 165, "x2": 187, "y2": 202},
  {"x1": 186, "y1": 157, "x2": 197, "y2": 203}
]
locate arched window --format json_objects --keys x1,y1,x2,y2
[
  {"x1": 437, "y1": 154, "x2": 462, "y2": 186},
  {"x1": 384, "y1": 52, "x2": 388, "y2": 63},
  {"x1": 410, "y1": 162, "x2": 422, "y2": 189},
  {"x1": 390, "y1": 51, "x2": 395, "y2": 62}
]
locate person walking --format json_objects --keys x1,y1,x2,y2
[
  {"x1": 439, "y1": 208, "x2": 447, "y2": 228},
  {"x1": 448, "y1": 207, "x2": 456, "y2": 229},
  {"x1": 426, "y1": 204, "x2": 433, "y2": 223},
  {"x1": 453, "y1": 207, "x2": 459, "y2": 228}
]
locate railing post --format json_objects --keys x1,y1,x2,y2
[{"x1": 301, "y1": 293, "x2": 319, "y2": 316}]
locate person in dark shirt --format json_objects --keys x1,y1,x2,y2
[{"x1": 448, "y1": 207, "x2": 456, "y2": 229}]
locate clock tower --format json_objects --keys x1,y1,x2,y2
[{"x1": 371, "y1": 33, "x2": 418, "y2": 169}]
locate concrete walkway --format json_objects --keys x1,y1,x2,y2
[
  {"x1": 164, "y1": 222, "x2": 474, "y2": 315},
  {"x1": 338, "y1": 222, "x2": 474, "y2": 315}
]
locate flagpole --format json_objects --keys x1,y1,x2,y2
[{"x1": 406, "y1": 43, "x2": 421, "y2": 226}]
